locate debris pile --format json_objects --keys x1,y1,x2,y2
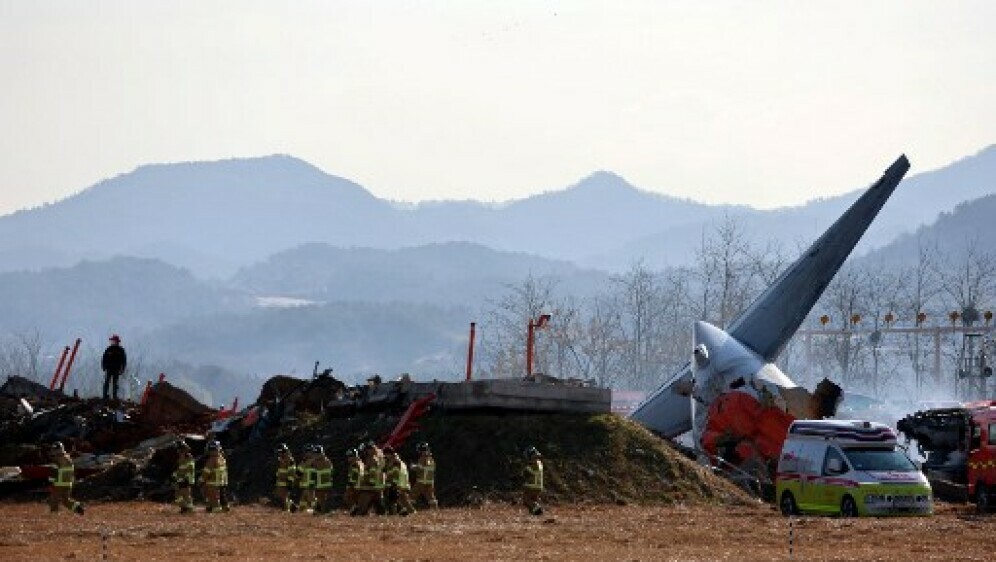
[{"x1": 1, "y1": 372, "x2": 752, "y2": 508}]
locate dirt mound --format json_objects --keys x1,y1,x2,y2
[{"x1": 227, "y1": 412, "x2": 752, "y2": 507}]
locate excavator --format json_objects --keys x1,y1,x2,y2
[{"x1": 630, "y1": 155, "x2": 912, "y2": 487}]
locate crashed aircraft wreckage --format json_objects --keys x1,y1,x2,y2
[{"x1": 630, "y1": 155, "x2": 912, "y2": 474}]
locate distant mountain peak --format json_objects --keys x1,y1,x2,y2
[
  {"x1": 133, "y1": 153, "x2": 311, "y2": 170},
  {"x1": 563, "y1": 170, "x2": 693, "y2": 204},
  {"x1": 68, "y1": 153, "x2": 377, "y2": 206},
  {"x1": 126, "y1": 153, "x2": 332, "y2": 182},
  {"x1": 572, "y1": 170, "x2": 635, "y2": 192}
]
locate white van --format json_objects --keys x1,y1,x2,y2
[{"x1": 775, "y1": 420, "x2": 932, "y2": 516}]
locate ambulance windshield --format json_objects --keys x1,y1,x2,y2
[{"x1": 842, "y1": 447, "x2": 916, "y2": 472}]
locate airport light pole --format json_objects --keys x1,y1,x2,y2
[
  {"x1": 466, "y1": 322, "x2": 476, "y2": 381},
  {"x1": 526, "y1": 314, "x2": 552, "y2": 378}
]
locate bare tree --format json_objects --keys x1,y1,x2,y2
[
  {"x1": 862, "y1": 264, "x2": 907, "y2": 397},
  {"x1": 936, "y1": 238, "x2": 996, "y2": 316},
  {"x1": 814, "y1": 264, "x2": 870, "y2": 388},
  {"x1": 657, "y1": 267, "x2": 699, "y2": 378},
  {"x1": 0, "y1": 330, "x2": 47, "y2": 384},
  {"x1": 897, "y1": 238, "x2": 943, "y2": 394},
  {"x1": 555, "y1": 294, "x2": 626, "y2": 388},
  {"x1": 478, "y1": 274, "x2": 561, "y2": 379},
  {"x1": 935, "y1": 239, "x2": 996, "y2": 399},
  {"x1": 694, "y1": 215, "x2": 761, "y2": 327},
  {"x1": 611, "y1": 262, "x2": 655, "y2": 387}
]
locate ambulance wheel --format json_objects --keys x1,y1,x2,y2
[
  {"x1": 779, "y1": 491, "x2": 798, "y2": 516},
  {"x1": 976, "y1": 484, "x2": 991, "y2": 513},
  {"x1": 840, "y1": 495, "x2": 858, "y2": 517}
]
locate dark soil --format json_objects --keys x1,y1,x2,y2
[{"x1": 225, "y1": 412, "x2": 752, "y2": 508}]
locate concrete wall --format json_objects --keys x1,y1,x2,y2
[{"x1": 403, "y1": 379, "x2": 611, "y2": 414}]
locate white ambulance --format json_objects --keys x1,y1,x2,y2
[{"x1": 775, "y1": 419, "x2": 932, "y2": 516}]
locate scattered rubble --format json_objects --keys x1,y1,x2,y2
[{"x1": 0, "y1": 372, "x2": 752, "y2": 509}]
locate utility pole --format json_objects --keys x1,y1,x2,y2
[{"x1": 526, "y1": 314, "x2": 552, "y2": 377}]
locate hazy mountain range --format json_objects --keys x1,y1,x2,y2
[
  {"x1": 0, "y1": 145, "x2": 993, "y2": 402},
  {"x1": 3, "y1": 145, "x2": 993, "y2": 278}
]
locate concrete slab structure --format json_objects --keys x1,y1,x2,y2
[{"x1": 365, "y1": 379, "x2": 611, "y2": 414}]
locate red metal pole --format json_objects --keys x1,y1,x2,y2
[
  {"x1": 526, "y1": 320, "x2": 535, "y2": 377},
  {"x1": 230, "y1": 397, "x2": 239, "y2": 413},
  {"x1": 465, "y1": 322, "x2": 476, "y2": 381},
  {"x1": 58, "y1": 338, "x2": 81, "y2": 392},
  {"x1": 49, "y1": 346, "x2": 70, "y2": 391},
  {"x1": 526, "y1": 314, "x2": 551, "y2": 378}
]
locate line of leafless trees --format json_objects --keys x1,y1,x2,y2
[{"x1": 475, "y1": 217, "x2": 996, "y2": 402}]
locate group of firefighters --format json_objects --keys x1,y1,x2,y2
[
  {"x1": 273, "y1": 440, "x2": 438, "y2": 516},
  {"x1": 45, "y1": 438, "x2": 546, "y2": 517}
]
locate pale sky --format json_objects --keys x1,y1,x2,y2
[{"x1": 1, "y1": 1, "x2": 994, "y2": 216}]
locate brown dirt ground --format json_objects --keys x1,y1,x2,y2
[{"x1": 0, "y1": 500, "x2": 991, "y2": 562}]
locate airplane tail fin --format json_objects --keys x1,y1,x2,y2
[
  {"x1": 729, "y1": 155, "x2": 910, "y2": 361},
  {"x1": 630, "y1": 155, "x2": 910, "y2": 437}
]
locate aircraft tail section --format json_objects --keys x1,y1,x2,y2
[
  {"x1": 630, "y1": 155, "x2": 910, "y2": 438},
  {"x1": 628, "y1": 366, "x2": 693, "y2": 437},
  {"x1": 730, "y1": 155, "x2": 910, "y2": 361}
]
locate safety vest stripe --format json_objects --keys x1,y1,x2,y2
[
  {"x1": 348, "y1": 467, "x2": 361, "y2": 486},
  {"x1": 416, "y1": 464, "x2": 435, "y2": 484},
  {"x1": 206, "y1": 467, "x2": 228, "y2": 486},
  {"x1": 276, "y1": 465, "x2": 296, "y2": 486},
  {"x1": 389, "y1": 466, "x2": 410, "y2": 489},
  {"x1": 524, "y1": 465, "x2": 543, "y2": 490},
  {"x1": 54, "y1": 466, "x2": 74, "y2": 487},
  {"x1": 359, "y1": 468, "x2": 384, "y2": 490},
  {"x1": 176, "y1": 460, "x2": 195, "y2": 482}
]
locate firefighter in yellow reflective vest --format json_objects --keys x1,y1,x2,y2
[
  {"x1": 365, "y1": 440, "x2": 385, "y2": 474},
  {"x1": 172, "y1": 440, "x2": 196, "y2": 514},
  {"x1": 384, "y1": 446, "x2": 416, "y2": 516},
  {"x1": 352, "y1": 444, "x2": 386, "y2": 516},
  {"x1": 298, "y1": 444, "x2": 317, "y2": 514},
  {"x1": 522, "y1": 446, "x2": 544, "y2": 516},
  {"x1": 312, "y1": 445, "x2": 333, "y2": 515},
  {"x1": 343, "y1": 448, "x2": 364, "y2": 512},
  {"x1": 274, "y1": 443, "x2": 298, "y2": 512},
  {"x1": 410, "y1": 442, "x2": 438, "y2": 509},
  {"x1": 47, "y1": 442, "x2": 84, "y2": 515},
  {"x1": 200, "y1": 440, "x2": 229, "y2": 513}
]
